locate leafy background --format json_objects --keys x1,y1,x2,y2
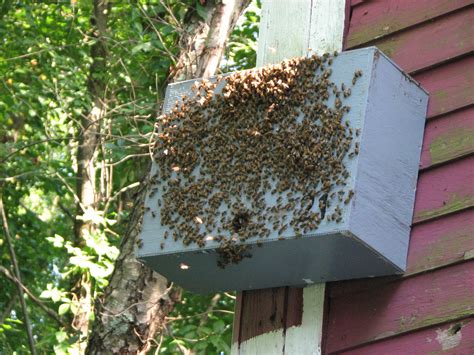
[{"x1": 0, "y1": 0, "x2": 260, "y2": 353}]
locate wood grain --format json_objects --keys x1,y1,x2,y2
[
  {"x1": 284, "y1": 285, "x2": 325, "y2": 355},
  {"x1": 338, "y1": 317, "x2": 474, "y2": 354},
  {"x1": 413, "y1": 156, "x2": 474, "y2": 223},
  {"x1": 232, "y1": 292, "x2": 244, "y2": 344},
  {"x1": 407, "y1": 209, "x2": 474, "y2": 273},
  {"x1": 420, "y1": 106, "x2": 474, "y2": 169},
  {"x1": 351, "y1": 0, "x2": 365, "y2": 7},
  {"x1": 323, "y1": 2, "x2": 474, "y2": 354},
  {"x1": 346, "y1": 0, "x2": 473, "y2": 48},
  {"x1": 414, "y1": 55, "x2": 474, "y2": 118},
  {"x1": 370, "y1": 8, "x2": 474, "y2": 74},
  {"x1": 325, "y1": 261, "x2": 474, "y2": 353},
  {"x1": 234, "y1": 1, "x2": 346, "y2": 352},
  {"x1": 239, "y1": 287, "x2": 287, "y2": 342},
  {"x1": 285, "y1": 287, "x2": 303, "y2": 328}
]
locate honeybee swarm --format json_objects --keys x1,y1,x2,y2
[{"x1": 151, "y1": 53, "x2": 361, "y2": 267}]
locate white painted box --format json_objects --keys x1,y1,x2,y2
[{"x1": 137, "y1": 47, "x2": 428, "y2": 293}]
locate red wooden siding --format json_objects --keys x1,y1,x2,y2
[
  {"x1": 371, "y1": 8, "x2": 474, "y2": 74},
  {"x1": 324, "y1": 1, "x2": 474, "y2": 353},
  {"x1": 351, "y1": 0, "x2": 365, "y2": 7},
  {"x1": 327, "y1": 208, "x2": 474, "y2": 300},
  {"x1": 413, "y1": 156, "x2": 474, "y2": 223},
  {"x1": 346, "y1": 0, "x2": 473, "y2": 48},
  {"x1": 326, "y1": 261, "x2": 474, "y2": 353},
  {"x1": 415, "y1": 56, "x2": 474, "y2": 119},
  {"x1": 407, "y1": 209, "x2": 474, "y2": 275},
  {"x1": 420, "y1": 106, "x2": 474, "y2": 169},
  {"x1": 339, "y1": 318, "x2": 474, "y2": 354}
]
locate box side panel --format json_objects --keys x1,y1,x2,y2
[{"x1": 351, "y1": 50, "x2": 428, "y2": 270}]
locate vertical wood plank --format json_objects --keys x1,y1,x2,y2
[
  {"x1": 308, "y1": 0, "x2": 347, "y2": 55},
  {"x1": 237, "y1": 329, "x2": 286, "y2": 355},
  {"x1": 256, "y1": 0, "x2": 312, "y2": 66},
  {"x1": 232, "y1": 292, "x2": 244, "y2": 344},
  {"x1": 232, "y1": 1, "x2": 347, "y2": 353},
  {"x1": 239, "y1": 288, "x2": 287, "y2": 342},
  {"x1": 284, "y1": 287, "x2": 304, "y2": 328},
  {"x1": 284, "y1": 285, "x2": 326, "y2": 354}
]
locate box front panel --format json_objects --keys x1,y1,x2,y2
[{"x1": 140, "y1": 49, "x2": 375, "y2": 258}]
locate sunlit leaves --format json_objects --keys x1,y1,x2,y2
[{"x1": 0, "y1": 0, "x2": 259, "y2": 352}]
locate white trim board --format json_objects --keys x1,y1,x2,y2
[{"x1": 232, "y1": 0, "x2": 346, "y2": 353}]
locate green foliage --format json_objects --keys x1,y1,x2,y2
[
  {"x1": 223, "y1": 0, "x2": 260, "y2": 72},
  {"x1": 0, "y1": 0, "x2": 259, "y2": 353},
  {"x1": 160, "y1": 292, "x2": 236, "y2": 354}
]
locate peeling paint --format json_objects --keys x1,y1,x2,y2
[
  {"x1": 464, "y1": 249, "x2": 474, "y2": 260},
  {"x1": 436, "y1": 326, "x2": 462, "y2": 350},
  {"x1": 429, "y1": 127, "x2": 474, "y2": 166},
  {"x1": 407, "y1": 227, "x2": 473, "y2": 274},
  {"x1": 415, "y1": 194, "x2": 474, "y2": 222}
]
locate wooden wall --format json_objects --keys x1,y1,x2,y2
[{"x1": 323, "y1": 1, "x2": 474, "y2": 353}]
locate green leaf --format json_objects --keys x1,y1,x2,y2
[
  {"x1": 212, "y1": 319, "x2": 225, "y2": 333},
  {"x1": 195, "y1": 3, "x2": 207, "y2": 20},
  {"x1": 46, "y1": 234, "x2": 64, "y2": 248},
  {"x1": 55, "y1": 330, "x2": 68, "y2": 343},
  {"x1": 131, "y1": 42, "x2": 152, "y2": 55},
  {"x1": 194, "y1": 341, "x2": 208, "y2": 351},
  {"x1": 58, "y1": 303, "x2": 70, "y2": 315}
]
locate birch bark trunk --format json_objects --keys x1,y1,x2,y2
[
  {"x1": 73, "y1": 0, "x2": 109, "y2": 349},
  {"x1": 86, "y1": 1, "x2": 250, "y2": 353}
]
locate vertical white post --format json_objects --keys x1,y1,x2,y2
[{"x1": 232, "y1": 0, "x2": 347, "y2": 354}]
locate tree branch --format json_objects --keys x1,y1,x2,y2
[
  {"x1": 0, "y1": 294, "x2": 17, "y2": 325},
  {"x1": 0, "y1": 265, "x2": 66, "y2": 327},
  {"x1": 0, "y1": 194, "x2": 36, "y2": 355}
]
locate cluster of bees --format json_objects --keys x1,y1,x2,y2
[{"x1": 149, "y1": 52, "x2": 362, "y2": 267}]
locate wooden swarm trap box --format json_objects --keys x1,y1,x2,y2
[{"x1": 137, "y1": 47, "x2": 428, "y2": 293}]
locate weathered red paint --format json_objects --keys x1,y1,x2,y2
[
  {"x1": 285, "y1": 287, "x2": 303, "y2": 328},
  {"x1": 413, "y1": 156, "x2": 474, "y2": 223},
  {"x1": 338, "y1": 318, "x2": 474, "y2": 355},
  {"x1": 407, "y1": 209, "x2": 474, "y2": 274},
  {"x1": 420, "y1": 106, "x2": 474, "y2": 169},
  {"x1": 324, "y1": 2, "x2": 474, "y2": 354},
  {"x1": 414, "y1": 56, "x2": 474, "y2": 118},
  {"x1": 238, "y1": 287, "x2": 287, "y2": 342},
  {"x1": 236, "y1": 1, "x2": 474, "y2": 352},
  {"x1": 330, "y1": 209, "x2": 474, "y2": 298},
  {"x1": 351, "y1": 0, "x2": 365, "y2": 7},
  {"x1": 370, "y1": 8, "x2": 474, "y2": 74},
  {"x1": 233, "y1": 287, "x2": 304, "y2": 343},
  {"x1": 346, "y1": 0, "x2": 472, "y2": 48},
  {"x1": 326, "y1": 261, "x2": 474, "y2": 353}
]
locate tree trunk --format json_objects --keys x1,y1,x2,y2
[
  {"x1": 86, "y1": 0, "x2": 251, "y2": 353},
  {"x1": 74, "y1": 0, "x2": 109, "y2": 348}
]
